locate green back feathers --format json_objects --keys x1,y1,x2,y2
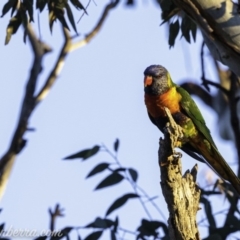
[{"x1": 176, "y1": 86, "x2": 217, "y2": 149}]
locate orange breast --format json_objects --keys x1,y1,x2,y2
[{"x1": 145, "y1": 87, "x2": 182, "y2": 118}]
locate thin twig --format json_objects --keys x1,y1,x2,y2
[
  {"x1": 49, "y1": 203, "x2": 65, "y2": 231},
  {"x1": 77, "y1": 0, "x2": 92, "y2": 23},
  {"x1": 36, "y1": 0, "x2": 120, "y2": 101},
  {"x1": 200, "y1": 41, "x2": 230, "y2": 96},
  {"x1": 197, "y1": 208, "x2": 229, "y2": 226},
  {"x1": 101, "y1": 144, "x2": 153, "y2": 220},
  {"x1": 134, "y1": 184, "x2": 167, "y2": 222},
  {"x1": 102, "y1": 144, "x2": 167, "y2": 221},
  {"x1": 35, "y1": 27, "x2": 72, "y2": 103},
  {"x1": 201, "y1": 78, "x2": 229, "y2": 96}
]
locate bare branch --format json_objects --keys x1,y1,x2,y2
[
  {"x1": 35, "y1": 27, "x2": 72, "y2": 103},
  {"x1": 36, "y1": 0, "x2": 120, "y2": 101},
  {"x1": 70, "y1": 0, "x2": 120, "y2": 52},
  {"x1": 159, "y1": 108, "x2": 201, "y2": 240},
  {"x1": 0, "y1": 23, "x2": 51, "y2": 199},
  {"x1": 49, "y1": 203, "x2": 65, "y2": 231},
  {"x1": 201, "y1": 78, "x2": 229, "y2": 96}
]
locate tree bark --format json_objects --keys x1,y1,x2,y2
[
  {"x1": 172, "y1": 0, "x2": 240, "y2": 77},
  {"x1": 159, "y1": 108, "x2": 201, "y2": 240}
]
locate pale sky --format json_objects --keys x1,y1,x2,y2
[{"x1": 0, "y1": 0, "x2": 238, "y2": 239}]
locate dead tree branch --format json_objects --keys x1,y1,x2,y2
[
  {"x1": 159, "y1": 108, "x2": 201, "y2": 240},
  {"x1": 0, "y1": 24, "x2": 51, "y2": 199},
  {"x1": 70, "y1": 0, "x2": 120, "y2": 51}
]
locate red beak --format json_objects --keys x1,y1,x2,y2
[{"x1": 144, "y1": 76, "x2": 153, "y2": 87}]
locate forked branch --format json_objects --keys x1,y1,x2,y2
[{"x1": 0, "y1": 0, "x2": 119, "y2": 200}]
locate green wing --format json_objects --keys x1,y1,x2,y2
[
  {"x1": 176, "y1": 86, "x2": 240, "y2": 194},
  {"x1": 176, "y1": 86, "x2": 217, "y2": 148}
]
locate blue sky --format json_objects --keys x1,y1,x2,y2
[{"x1": 0, "y1": 0, "x2": 238, "y2": 239}]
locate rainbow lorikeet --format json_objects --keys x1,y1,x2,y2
[{"x1": 144, "y1": 65, "x2": 240, "y2": 194}]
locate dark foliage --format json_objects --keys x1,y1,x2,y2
[{"x1": 1, "y1": 0, "x2": 86, "y2": 44}]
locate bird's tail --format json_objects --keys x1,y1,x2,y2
[{"x1": 194, "y1": 140, "x2": 240, "y2": 195}]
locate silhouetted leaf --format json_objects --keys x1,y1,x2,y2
[
  {"x1": 0, "y1": 224, "x2": 4, "y2": 233},
  {"x1": 137, "y1": 219, "x2": 168, "y2": 239},
  {"x1": 55, "y1": 8, "x2": 69, "y2": 31},
  {"x1": 95, "y1": 172, "x2": 124, "y2": 190},
  {"x1": 168, "y1": 19, "x2": 179, "y2": 48},
  {"x1": 11, "y1": 0, "x2": 19, "y2": 16},
  {"x1": 84, "y1": 231, "x2": 102, "y2": 240},
  {"x1": 20, "y1": 8, "x2": 28, "y2": 28},
  {"x1": 64, "y1": 145, "x2": 100, "y2": 160},
  {"x1": 200, "y1": 197, "x2": 216, "y2": 228},
  {"x1": 65, "y1": 3, "x2": 77, "y2": 33},
  {"x1": 181, "y1": 15, "x2": 190, "y2": 43},
  {"x1": 126, "y1": 0, "x2": 134, "y2": 5},
  {"x1": 48, "y1": 0, "x2": 69, "y2": 33},
  {"x1": 49, "y1": 10, "x2": 56, "y2": 33},
  {"x1": 36, "y1": 0, "x2": 47, "y2": 12},
  {"x1": 159, "y1": 0, "x2": 173, "y2": 12},
  {"x1": 55, "y1": 0, "x2": 67, "y2": 9},
  {"x1": 181, "y1": 14, "x2": 197, "y2": 44},
  {"x1": 70, "y1": 0, "x2": 86, "y2": 13},
  {"x1": 1, "y1": 0, "x2": 17, "y2": 17},
  {"x1": 20, "y1": 8, "x2": 28, "y2": 43},
  {"x1": 23, "y1": 0, "x2": 34, "y2": 22},
  {"x1": 34, "y1": 237, "x2": 47, "y2": 240},
  {"x1": 85, "y1": 217, "x2": 114, "y2": 229},
  {"x1": 191, "y1": 20, "x2": 197, "y2": 42},
  {"x1": 5, "y1": 11, "x2": 22, "y2": 45},
  {"x1": 106, "y1": 193, "x2": 139, "y2": 216},
  {"x1": 128, "y1": 168, "x2": 138, "y2": 182},
  {"x1": 86, "y1": 163, "x2": 109, "y2": 178},
  {"x1": 114, "y1": 139, "x2": 119, "y2": 152},
  {"x1": 159, "y1": 0, "x2": 179, "y2": 24}
]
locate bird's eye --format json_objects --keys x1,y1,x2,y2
[{"x1": 155, "y1": 74, "x2": 163, "y2": 78}]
